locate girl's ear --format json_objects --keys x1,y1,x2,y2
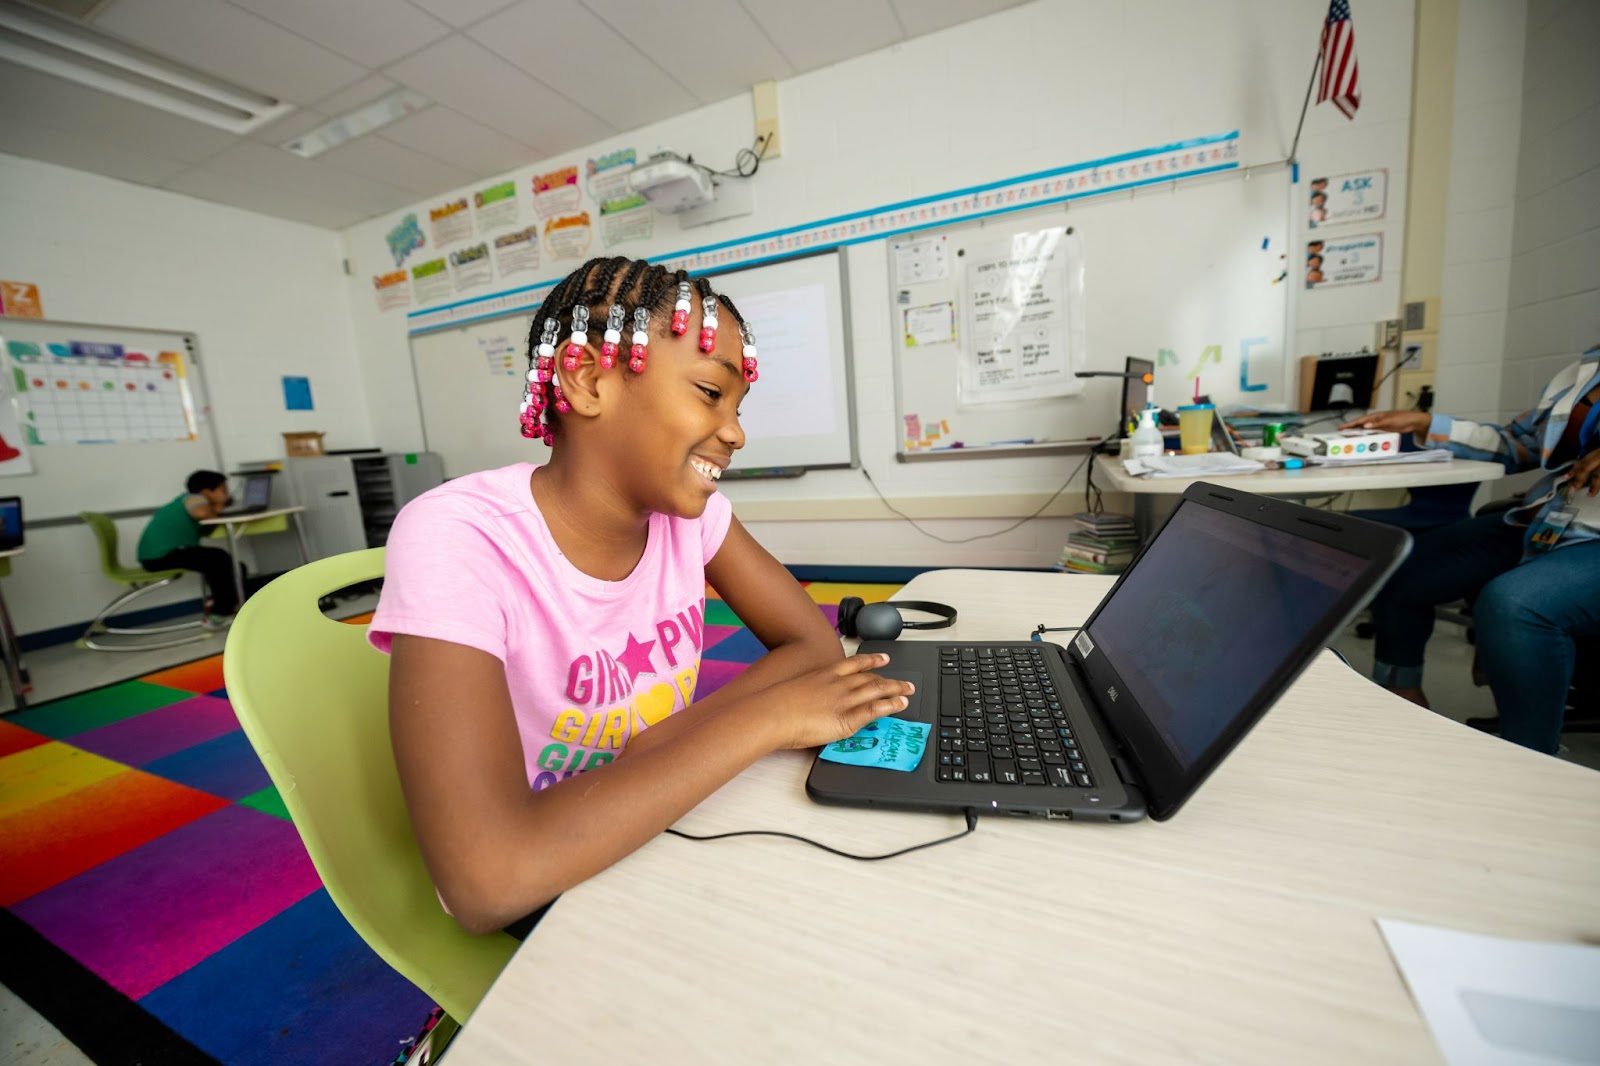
[{"x1": 556, "y1": 343, "x2": 604, "y2": 418}]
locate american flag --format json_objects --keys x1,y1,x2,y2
[{"x1": 1317, "y1": 0, "x2": 1360, "y2": 118}]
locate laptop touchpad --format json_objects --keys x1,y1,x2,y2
[{"x1": 878, "y1": 668, "x2": 926, "y2": 720}]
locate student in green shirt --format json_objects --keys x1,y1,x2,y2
[{"x1": 137, "y1": 470, "x2": 245, "y2": 621}]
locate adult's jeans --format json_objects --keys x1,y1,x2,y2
[{"x1": 1368, "y1": 514, "x2": 1600, "y2": 754}]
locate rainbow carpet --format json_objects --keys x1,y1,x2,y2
[{"x1": 0, "y1": 581, "x2": 897, "y2": 1065}]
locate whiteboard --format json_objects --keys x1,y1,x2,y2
[
  {"x1": 410, "y1": 249, "x2": 855, "y2": 478},
  {"x1": 892, "y1": 167, "x2": 1291, "y2": 455},
  {"x1": 0, "y1": 318, "x2": 223, "y2": 521}
]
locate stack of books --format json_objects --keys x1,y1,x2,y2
[{"x1": 1057, "y1": 512, "x2": 1138, "y2": 574}]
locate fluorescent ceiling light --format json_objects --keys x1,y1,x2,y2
[
  {"x1": 0, "y1": 2, "x2": 292, "y2": 134},
  {"x1": 282, "y1": 88, "x2": 431, "y2": 158}
]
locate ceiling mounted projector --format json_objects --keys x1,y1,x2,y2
[{"x1": 628, "y1": 152, "x2": 715, "y2": 213}]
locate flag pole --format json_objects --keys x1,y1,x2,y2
[{"x1": 1289, "y1": 33, "x2": 1326, "y2": 163}]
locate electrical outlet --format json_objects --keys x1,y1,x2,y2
[
  {"x1": 1376, "y1": 317, "x2": 1402, "y2": 351},
  {"x1": 1399, "y1": 335, "x2": 1435, "y2": 371},
  {"x1": 752, "y1": 80, "x2": 781, "y2": 160},
  {"x1": 1396, "y1": 368, "x2": 1435, "y2": 409}
]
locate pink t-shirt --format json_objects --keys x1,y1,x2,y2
[{"x1": 370, "y1": 462, "x2": 733, "y2": 790}]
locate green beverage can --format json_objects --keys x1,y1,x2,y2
[{"x1": 1262, "y1": 422, "x2": 1285, "y2": 446}]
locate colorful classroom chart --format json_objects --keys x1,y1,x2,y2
[{"x1": 6, "y1": 341, "x2": 197, "y2": 444}]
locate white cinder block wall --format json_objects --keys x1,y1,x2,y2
[
  {"x1": 0, "y1": 153, "x2": 370, "y2": 636},
  {"x1": 1434, "y1": 0, "x2": 1527, "y2": 423},
  {"x1": 1500, "y1": 0, "x2": 1600, "y2": 416}
]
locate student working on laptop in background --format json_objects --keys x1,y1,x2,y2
[{"x1": 136, "y1": 469, "x2": 248, "y2": 626}]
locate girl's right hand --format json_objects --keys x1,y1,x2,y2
[{"x1": 765, "y1": 653, "x2": 916, "y2": 750}]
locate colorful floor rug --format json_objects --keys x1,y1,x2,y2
[{"x1": 0, "y1": 582, "x2": 898, "y2": 1065}]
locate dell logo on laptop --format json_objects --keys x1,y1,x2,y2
[{"x1": 1106, "y1": 686, "x2": 1119, "y2": 702}]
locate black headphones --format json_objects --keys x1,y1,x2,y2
[{"x1": 836, "y1": 597, "x2": 957, "y2": 641}]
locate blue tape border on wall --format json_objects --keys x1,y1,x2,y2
[{"x1": 406, "y1": 131, "x2": 1241, "y2": 336}]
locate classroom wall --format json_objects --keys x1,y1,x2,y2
[
  {"x1": 0, "y1": 153, "x2": 372, "y2": 635},
  {"x1": 342, "y1": 0, "x2": 1422, "y2": 569},
  {"x1": 1499, "y1": 0, "x2": 1600, "y2": 416}
]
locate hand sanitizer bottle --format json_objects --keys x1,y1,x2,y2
[{"x1": 1131, "y1": 405, "x2": 1163, "y2": 459}]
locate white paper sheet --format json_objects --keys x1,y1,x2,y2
[
  {"x1": 1122, "y1": 453, "x2": 1265, "y2": 478},
  {"x1": 1379, "y1": 919, "x2": 1600, "y2": 1066}
]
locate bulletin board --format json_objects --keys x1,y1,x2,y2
[
  {"x1": 891, "y1": 167, "x2": 1292, "y2": 456},
  {"x1": 410, "y1": 249, "x2": 854, "y2": 477},
  {"x1": 0, "y1": 318, "x2": 223, "y2": 521}
]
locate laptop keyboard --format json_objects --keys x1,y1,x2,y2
[{"x1": 936, "y1": 646, "x2": 1094, "y2": 788}]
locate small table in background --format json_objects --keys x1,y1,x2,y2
[
  {"x1": 1093, "y1": 454, "x2": 1507, "y2": 540},
  {"x1": 200, "y1": 506, "x2": 311, "y2": 610}
]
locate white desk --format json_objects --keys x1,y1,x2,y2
[
  {"x1": 199, "y1": 506, "x2": 310, "y2": 609},
  {"x1": 452, "y1": 569, "x2": 1600, "y2": 1066},
  {"x1": 1095, "y1": 454, "x2": 1506, "y2": 538}
]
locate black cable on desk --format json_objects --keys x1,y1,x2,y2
[{"x1": 666, "y1": 808, "x2": 979, "y2": 861}]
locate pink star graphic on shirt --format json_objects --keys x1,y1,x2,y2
[{"x1": 615, "y1": 632, "x2": 657, "y2": 684}]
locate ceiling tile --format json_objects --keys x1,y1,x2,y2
[
  {"x1": 384, "y1": 35, "x2": 612, "y2": 154},
  {"x1": 379, "y1": 105, "x2": 537, "y2": 176},
  {"x1": 228, "y1": 0, "x2": 451, "y2": 68},
  {"x1": 313, "y1": 74, "x2": 399, "y2": 117},
  {"x1": 93, "y1": 0, "x2": 367, "y2": 105},
  {"x1": 198, "y1": 139, "x2": 414, "y2": 215},
  {"x1": 0, "y1": 116, "x2": 190, "y2": 186},
  {"x1": 162, "y1": 167, "x2": 363, "y2": 227},
  {"x1": 579, "y1": 0, "x2": 794, "y2": 103},
  {"x1": 739, "y1": 0, "x2": 903, "y2": 72},
  {"x1": 468, "y1": 0, "x2": 698, "y2": 128},
  {"x1": 318, "y1": 133, "x2": 478, "y2": 197},
  {"x1": 0, "y1": 63, "x2": 235, "y2": 163},
  {"x1": 887, "y1": 0, "x2": 1025, "y2": 38},
  {"x1": 407, "y1": 0, "x2": 517, "y2": 28}
]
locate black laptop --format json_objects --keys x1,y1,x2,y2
[
  {"x1": 218, "y1": 473, "x2": 273, "y2": 517},
  {"x1": 807, "y1": 483, "x2": 1411, "y2": 822}
]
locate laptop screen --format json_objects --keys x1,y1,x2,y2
[
  {"x1": 1084, "y1": 500, "x2": 1368, "y2": 768},
  {"x1": 0, "y1": 496, "x2": 21, "y2": 550},
  {"x1": 240, "y1": 475, "x2": 272, "y2": 509}
]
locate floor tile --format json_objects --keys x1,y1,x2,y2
[
  {"x1": 0, "y1": 743, "x2": 127, "y2": 820},
  {"x1": 137, "y1": 657, "x2": 225, "y2": 696},
  {"x1": 6, "y1": 681, "x2": 195, "y2": 739},
  {"x1": 141, "y1": 730, "x2": 271, "y2": 801},
  {"x1": 67, "y1": 695, "x2": 239, "y2": 768},
  {"x1": 237, "y1": 784, "x2": 291, "y2": 822},
  {"x1": 0, "y1": 719, "x2": 50, "y2": 759}
]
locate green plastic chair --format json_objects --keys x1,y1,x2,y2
[
  {"x1": 79, "y1": 511, "x2": 212, "y2": 652},
  {"x1": 222, "y1": 547, "x2": 517, "y2": 1051}
]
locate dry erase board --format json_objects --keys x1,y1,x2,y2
[
  {"x1": 410, "y1": 249, "x2": 854, "y2": 478},
  {"x1": 0, "y1": 318, "x2": 224, "y2": 521},
  {"x1": 890, "y1": 168, "x2": 1291, "y2": 456}
]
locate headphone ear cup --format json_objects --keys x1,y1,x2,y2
[
  {"x1": 853, "y1": 602, "x2": 904, "y2": 641},
  {"x1": 836, "y1": 596, "x2": 865, "y2": 639}
]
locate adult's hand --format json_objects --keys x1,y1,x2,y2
[{"x1": 1340, "y1": 409, "x2": 1431, "y2": 435}]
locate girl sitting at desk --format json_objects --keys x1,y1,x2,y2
[
  {"x1": 370, "y1": 256, "x2": 914, "y2": 937},
  {"x1": 137, "y1": 469, "x2": 245, "y2": 625}
]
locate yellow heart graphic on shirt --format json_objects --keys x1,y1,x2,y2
[{"x1": 634, "y1": 683, "x2": 677, "y2": 728}]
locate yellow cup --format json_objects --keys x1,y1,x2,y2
[{"x1": 1177, "y1": 404, "x2": 1214, "y2": 454}]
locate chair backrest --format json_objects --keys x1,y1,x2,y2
[
  {"x1": 222, "y1": 548, "x2": 516, "y2": 1021},
  {"x1": 79, "y1": 512, "x2": 124, "y2": 577}
]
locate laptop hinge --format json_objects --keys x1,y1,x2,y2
[{"x1": 1112, "y1": 756, "x2": 1139, "y2": 786}]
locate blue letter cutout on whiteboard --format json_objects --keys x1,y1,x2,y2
[{"x1": 1239, "y1": 337, "x2": 1269, "y2": 393}]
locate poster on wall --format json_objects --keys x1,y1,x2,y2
[
  {"x1": 6, "y1": 341, "x2": 196, "y2": 444},
  {"x1": 373, "y1": 270, "x2": 410, "y2": 312},
  {"x1": 543, "y1": 212, "x2": 592, "y2": 261},
  {"x1": 410, "y1": 258, "x2": 452, "y2": 304},
  {"x1": 492, "y1": 226, "x2": 541, "y2": 278},
  {"x1": 1306, "y1": 234, "x2": 1382, "y2": 289},
  {"x1": 903, "y1": 302, "x2": 956, "y2": 347},
  {"x1": 532, "y1": 166, "x2": 582, "y2": 220},
  {"x1": 428, "y1": 197, "x2": 472, "y2": 246},
  {"x1": 449, "y1": 242, "x2": 493, "y2": 292},
  {"x1": 0, "y1": 352, "x2": 32, "y2": 474},
  {"x1": 586, "y1": 148, "x2": 636, "y2": 202},
  {"x1": 1308, "y1": 169, "x2": 1386, "y2": 228},
  {"x1": 477, "y1": 332, "x2": 520, "y2": 378},
  {"x1": 472, "y1": 180, "x2": 520, "y2": 232},
  {"x1": 893, "y1": 236, "x2": 949, "y2": 284},
  {"x1": 599, "y1": 194, "x2": 652, "y2": 247},
  {"x1": 385, "y1": 213, "x2": 425, "y2": 268},
  {"x1": 0, "y1": 281, "x2": 44, "y2": 319},
  {"x1": 960, "y1": 227, "x2": 1084, "y2": 404}
]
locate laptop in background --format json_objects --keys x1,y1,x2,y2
[
  {"x1": 219, "y1": 474, "x2": 273, "y2": 517},
  {"x1": 807, "y1": 483, "x2": 1411, "y2": 822},
  {"x1": 0, "y1": 497, "x2": 22, "y2": 550}
]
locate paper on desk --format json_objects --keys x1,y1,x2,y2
[
  {"x1": 1378, "y1": 919, "x2": 1600, "y2": 1066},
  {"x1": 817, "y1": 717, "x2": 930, "y2": 772},
  {"x1": 1306, "y1": 448, "x2": 1454, "y2": 466},
  {"x1": 1122, "y1": 453, "x2": 1265, "y2": 478}
]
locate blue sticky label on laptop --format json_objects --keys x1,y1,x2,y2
[{"x1": 817, "y1": 718, "x2": 930, "y2": 772}]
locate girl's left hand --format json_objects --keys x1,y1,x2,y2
[{"x1": 1567, "y1": 449, "x2": 1600, "y2": 497}]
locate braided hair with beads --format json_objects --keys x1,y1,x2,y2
[{"x1": 518, "y1": 257, "x2": 759, "y2": 446}]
